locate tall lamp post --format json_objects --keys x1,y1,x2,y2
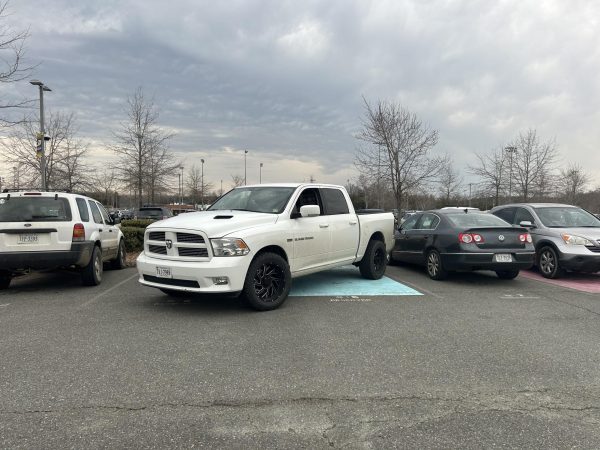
[
  {"x1": 244, "y1": 150, "x2": 248, "y2": 185},
  {"x1": 259, "y1": 162, "x2": 263, "y2": 184},
  {"x1": 200, "y1": 158, "x2": 205, "y2": 210},
  {"x1": 504, "y1": 146, "x2": 517, "y2": 202},
  {"x1": 179, "y1": 165, "x2": 184, "y2": 205},
  {"x1": 30, "y1": 80, "x2": 51, "y2": 190}
]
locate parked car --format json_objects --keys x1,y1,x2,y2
[
  {"x1": 491, "y1": 203, "x2": 600, "y2": 278},
  {"x1": 136, "y1": 183, "x2": 395, "y2": 311},
  {"x1": 0, "y1": 190, "x2": 126, "y2": 289},
  {"x1": 390, "y1": 209, "x2": 535, "y2": 280},
  {"x1": 134, "y1": 206, "x2": 173, "y2": 221}
]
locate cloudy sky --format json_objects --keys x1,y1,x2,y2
[{"x1": 2, "y1": 0, "x2": 599, "y2": 191}]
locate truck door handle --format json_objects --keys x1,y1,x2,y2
[
  {"x1": 349, "y1": 221, "x2": 357, "y2": 225},
  {"x1": 319, "y1": 224, "x2": 329, "y2": 228}
]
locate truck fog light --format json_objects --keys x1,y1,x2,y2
[{"x1": 213, "y1": 276, "x2": 229, "y2": 285}]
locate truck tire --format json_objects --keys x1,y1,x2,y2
[
  {"x1": 359, "y1": 239, "x2": 387, "y2": 280},
  {"x1": 242, "y1": 252, "x2": 291, "y2": 311},
  {"x1": 0, "y1": 271, "x2": 11, "y2": 290},
  {"x1": 111, "y1": 240, "x2": 127, "y2": 270},
  {"x1": 82, "y1": 245, "x2": 103, "y2": 286}
]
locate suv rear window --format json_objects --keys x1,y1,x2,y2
[
  {"x1": 0, "y1": 196, "x2": 72, "y2": 222},
  {"x1": 137, "y1": 208, "x2": 165, "y2": 218}
]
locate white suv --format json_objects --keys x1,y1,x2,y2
[{"x1": 0, "y1": 190, "x2": 126, "y2": 289}]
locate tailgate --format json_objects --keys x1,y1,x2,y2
[{"x1": 0, "y1": 222, "x2": 73, "y2": 252}]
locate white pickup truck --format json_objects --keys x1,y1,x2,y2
[{"x1": 136, "y1": 183, "x2": 395, "y2": 310}]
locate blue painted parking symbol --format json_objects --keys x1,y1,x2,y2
[{"x1": 289, "y1": 266, "x2": 422, "y2": 297}]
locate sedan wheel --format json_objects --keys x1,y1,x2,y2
[
  {"x1": 426, "y1": 249, "x2": 448, "y2": 280},
  {"x1": 538, "y1": 246, "x2": 563, "y2": 279}
]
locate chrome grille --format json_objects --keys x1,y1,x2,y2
[
  {"x1": 177, "y1": 232, "x2": 204, "y2": 243},
  {"x1": 149, "y1": 231, "x2": 165, "y2": 241},
  {"x1": 149, "y1": 244, "x2": 167, "y2": 255},
  {"x1": 178, "y1": 247, "x2": 208, "y2": 257}
]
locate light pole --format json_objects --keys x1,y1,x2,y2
[
  {"x1": 244, "y1": 150, "x2": 248, "y2": 185},
  {"x1": 259, "y1": 162, "x2": 263, "y2": 184},
  {"x1": 179, "y1": 165, "x2": 184, "y2": 205},
  {"x1": 30, "y1": 80, "x2": 51, "y2": 190},
  {"x1": 468, "y1": 183, "x2": 473, "y2": 207},
  {"x1": 505, "y1": 146, "x2": 517, "y2": 202},
  {"x1": 200, "y1": 158, "x2": 205, "y2": 210}
]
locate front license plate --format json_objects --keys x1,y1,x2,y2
[
  {"x1": 156, "y1": 266, "x2": 172, "y2": 278},
  {"x1": 494, "y1": 254, "x2": 512, "y2": 263},
  {"x1": 18, "y1": 234, "x2": 39, "y2": 244}
]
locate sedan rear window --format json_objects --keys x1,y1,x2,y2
[
  {"x1": 446, "y1": 213, "x2": 510, "y2": 228},
  {"x1": 0, "y1": 197, "x2": 72, "y2": 222}
]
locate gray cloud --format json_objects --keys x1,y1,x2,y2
[{"x1": 2, "y1": 0, "x2": 599, "y2": 188}]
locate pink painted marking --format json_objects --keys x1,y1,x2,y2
[{"x1": 521, "y1": 270, "x2": 600, "y2": 294}]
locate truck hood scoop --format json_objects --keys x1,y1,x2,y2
[{"x1": 214, "y1": 215, "x2": 233, "y2": 219}]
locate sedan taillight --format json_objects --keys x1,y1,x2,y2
[
  {"x1": 72, "y1": 223, "x2": 85, "y2": 242},
  {"x1": 459, "y1": 233, "x2": 484, "y2": 244},
  {"x1": 519, "y1": 233, "x2": 532, "y2": 243}
]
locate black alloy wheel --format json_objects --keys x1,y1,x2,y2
[
  {"x1": 359, "y1": 239, "x2": 387, "y2": 279},
  {"x1": 426, "y1": 249, "x2": 448, "y2": 280},
  {"x1": 242, "y1": 252, "x2": 291, "y2": 311},
  {"x1": 538, "y1": 246, "x2": 563, "y2": 279}
]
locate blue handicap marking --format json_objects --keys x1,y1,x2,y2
[{"x1": 289, "y1": 265, "x2": 422, "y2": 297}]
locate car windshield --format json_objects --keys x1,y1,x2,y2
[
  {"x1": 137, "y1": 209, "x2": 163, "y2": 218},
  {"x1": 534, "y1": 207, "x2": 600, "y2": 228},
  {"x1": 446, "y1": 213, "x2": 510, "y2": 228},
  {"x1": 0, "y1": 196, "x2": 72, "y2": 222},
  {"x1": 208, "y1": 187, "x2": 295, "y2": 214}
]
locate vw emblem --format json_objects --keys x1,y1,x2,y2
[
  {"x1": 165, "y1": 239, "x2": 173, "y2": 249},
  {"x1": 498, "y1": 235, "x2": 505, "y2": 242}
]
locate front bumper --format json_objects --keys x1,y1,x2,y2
[
  {"x1": 136, "y1": 252, "x2": 252, "y2": 293},
  {"x1": 0, "y1": 241, "x2": 94, "y2": 271},
  {"x1": 441, "y1": 251, "x2": 535, "y2": 271},
  {"x1": 558, "y1": 252, "x2": 600, "y2": 273}
]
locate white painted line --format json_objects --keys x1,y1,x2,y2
[
  {"x1": 397, "y1": 279, "x2": 443, "y2": 299},
  {"x1": 0, "y1": 303, "x2": 10, "y2": 308},
  {"x1": 78, "y1": 272, "x2": 139, "y2": 309}
]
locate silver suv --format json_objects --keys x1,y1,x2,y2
[
  {"x1": 0, "y1": 190, "x2": 126, "y2": 289},
  {"x1": 491, "y1": 203, "x2": 600, "y2": 278}
]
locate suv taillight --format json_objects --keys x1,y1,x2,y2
[{"x1": 72, "y1": 223, "x2": 85, "y2": 242}]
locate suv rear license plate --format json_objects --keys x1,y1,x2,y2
[
  {"x1": 156, "y1": 266, "x2": 172, "y2": 278},
  {"x1": 494, "y1": 254, "x2": 512, "y2": 263},
  {"x1": 18, "y1": 234, "x2": 39, "y2": 244}
]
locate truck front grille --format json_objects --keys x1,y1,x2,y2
[
  {"x1": 149, "y1": 244, "x2": 167, "y2": 255},
  {"x1": 178, "y1": 247, "x2": 208, "y2": 257},
  {"x1": 148, "y1": 231, "x2": 165, "y2": 241},
  {"x1": 177, "y1": 232, "x2": 204, "y2": 243}
]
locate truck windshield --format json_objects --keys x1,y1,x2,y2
[{"x1": 209, "y1": 187, "x2": 295, "y2": 214}]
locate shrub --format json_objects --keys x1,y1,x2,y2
[
  {"x1": 121, "y1": 219, "x2": 154, "y2": 229},
  {"x1": 121, "y1": 226, "x2": 145, "y2": 252}
]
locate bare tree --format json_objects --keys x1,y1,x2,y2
[
  {"x1": 186, "y1": 164, "x2": 214, "y2": 206},
  {"x1": 558, "y1": 163, "x2": 590, "y2": 205},
  {"x1": 437, "y1": 156, "x2": 463, "y2": 206},
  {"x1": 110, "y1": 87, "x2": 175, "y2": 207},
  {"x1": 89, "y1": 168, "x2": 118, "y2": 205},
  {"x1": 0, "y1": 1, "x2": 36, "y2": 126},
  {"x1": 0, "y1": 111, "x2": 89, "y2": 190},
  {"x1": 509, "y1": 129, "x2": 557, "y2": 201},
  {"x1": 230, "y1": 174, "x2": 244, "y2": 188},
  {"x1": 468, "y1": 148, "x2": 507, "y2": 206},
  {"x1": 356, "y1": 98, "x2": 442, "y2": 212}
]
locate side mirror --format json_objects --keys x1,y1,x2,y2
[
  {"x1": 299, "y1": 204, "x2": 320, "y2": 217},
  {"x1": 519, "y1": 220, "x2": 534, "y2": 228}
]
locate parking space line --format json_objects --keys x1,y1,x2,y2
[{"x1": 77, "y1": 272, "x2": 139, "y2": 309}]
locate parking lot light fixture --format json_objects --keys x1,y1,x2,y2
[
  {"x1": 504, "y1": 146, "x2": 517, "y2": 202},
  {"x1": 30, "y1": 80, "x2": 51, "y2": 190},
  {"x1": 201, "y1": 158, "x2": 205, "y2": 209}
]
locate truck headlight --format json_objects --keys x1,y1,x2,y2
[
  {"x1": 210, "y1": 238, "x2": 250, "y2": 256},
  {"x1": 561, "y1": 234, "x2": 594, "y2": 246}
]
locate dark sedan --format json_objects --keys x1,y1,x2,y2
[{"x1": 390, "y1": 209, "x2": 536, "y2": 280}]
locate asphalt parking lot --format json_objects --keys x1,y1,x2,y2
[{"x1": 1, "y1": 264, "x2": 599, "y2": 448}]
